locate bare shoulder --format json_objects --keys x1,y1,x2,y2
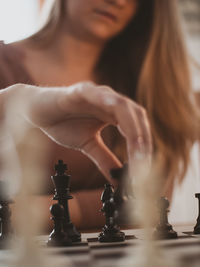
[
  {"x1": 8, "y1": 39, "x2": 49, "y2": 84},
  {"x1": 8, "y1": 39, "x2": 35, "y2": 56},
  {"x1": 8, "y1": 39, "x2": 27, "y2": 49},
  {"x1": 0, "y1": 39, "x2": 36, "y2": 88}
]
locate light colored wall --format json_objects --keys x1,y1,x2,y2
[
  {"x1": 0, "y1": 0, "x2": 39, "y2": 43},
  {"x1": 169, "y1": 144, "x2": 200, "y2": 224}
]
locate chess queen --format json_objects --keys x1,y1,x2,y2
[{"x1": 0, "y1": 0, "x2": 199, "y2": 230}]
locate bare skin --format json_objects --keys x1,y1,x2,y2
[
  {"x1": 15, "y1": 35, "x2": 101, "y2": 86},
  {"x1": 3, "y1": 83, "x2": 152, "y2": 174},
  {"x1": 1, "y1": 82, "x2": 152, "y2": 229},
  {"x1": 14, "y1": 0, "x2": 138, "y2": 87}
]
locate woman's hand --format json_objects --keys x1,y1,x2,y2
[{"x1": 3, "y1": 82, "x2": 152, "y2": 184}]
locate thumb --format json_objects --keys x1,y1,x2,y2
[{"x1": 81, "y1": 134, "x2": 122, "y2": 187}]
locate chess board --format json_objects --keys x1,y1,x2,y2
[{"x1": 1, "y1": 225, "x2": 200, "y2": 267}]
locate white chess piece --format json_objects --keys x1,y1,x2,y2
[
  {"x1": 1, "y1": 94, "x2": 73, "y2": 267},
  {"x1": 119, "y1": 157, "x2": 177, "y2": 267}
]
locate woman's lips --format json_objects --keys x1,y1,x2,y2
[{"x1": 94, "y1": 9, "x2": 118, "y2": 23}]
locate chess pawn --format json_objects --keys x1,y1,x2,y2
[
  {"x1": 193, "y1": 193, "x2": 200, "y2": 234},
  {"x1": 51, "y1": 160, "x2": 81, "y2": 242},
  {"x1": 154, "y1": 197, "x2": 177, "y2": 239},
  {"x1": 47, "y1": 203, "x2": 72, "y2": 247}
]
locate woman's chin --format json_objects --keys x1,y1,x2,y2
[{"x1": 86, "y1": 28, "x2": 120, "y2": 44}]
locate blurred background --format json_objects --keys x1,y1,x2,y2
[
  {"x1": 0, "y1": 0, "x2": 40, "y2": 43},
  {"x1": 0, "y1": 0, "x2": 199, "y2": 224}
]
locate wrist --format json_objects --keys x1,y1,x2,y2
[
  {"x1": 0, "y1": 83, "x2": 35, "y2": 138},
  {"x1": 0, "y1": 87, "x2": 10, "y2": 121}
]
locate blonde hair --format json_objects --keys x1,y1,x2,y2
[
  {"x1": 30, "y1": 0, "x2": 200, "y2": 195},
  {"x1": 31, "y1": 0, "x2": 65, "y2": 46},
  {"x1": 137, "y1": 0, "x2": 200, "y2": 195}
]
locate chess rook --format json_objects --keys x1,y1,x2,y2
[
  {"x1": 193, "y1": 193, "x2": 200, "y2": 234},
  {"x1": 51, "y1": 160, "x2": 81, "y2": 242}
]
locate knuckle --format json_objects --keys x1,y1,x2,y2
[
  {"x1": 140, "y1": 107, "x2": 147, "y2": 117},
  {"x1": 98, "y1": 85, "x2": 114, "y2": 93},
  {"x1": 134, "y1": 104, "x2": 147, "y2": 118},
  {"x1": 116, "y1": 95, "x2": 129, "y2": 107},
  {"x1": 102, "y1": 92, "x2": 127, "y2": 108},
  {"x1": 78, "y1": 81, "x2": 95, "y2": 91},
  {"x1": 83, "y1": 81, "x2": 96, "y2": 87},
  {"x1": 75, "y1": 82, "x2": 96, "y2": 99}
]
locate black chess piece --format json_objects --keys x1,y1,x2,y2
[
  {"x1": 193, "y1": 193, "x2": 200, "y2": 234},
  {"x1": 110, "y1": 164, "x2": 134, "y2": 226},
  {"x1": 111, "y1": 167, "x2": 125, "y2": 207},
  {"x1": 51, "y1": 160, "x2": 81, "y2": 242},
  {"x1": 47, "y1": 203, "x2": 72, "y2": 247},
  {"x1": 98, "y1": 184, "x2": 125, "y2": 242},
  {"x1": 0, "y1": 181, "x2": 13, "y2": 249},
  {"x1": 101, "y1": 184, "x2": 114, "y2": 202},
  {"x1": 110, "y1": 164, "x2": 129, "y2": 205},
  {"x1": 154, "y1": 197, "x2": 178, "y2": 239}
]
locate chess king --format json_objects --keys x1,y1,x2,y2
[{"x1": 50, "y1": 160, "x2": 81, "y2": 242}]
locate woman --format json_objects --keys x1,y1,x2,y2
[{"x1": 0, "y1": 0, "x2": 199, "y2": 229}]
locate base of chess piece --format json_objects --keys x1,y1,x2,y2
[
  {"x1": 47, "y1": 230, "x2": 72, "y2": 247},
  {"x1": 193, "y1": 193, "x2": 200, "y2": 235},
  {"x1": 98, "y1": 224, "x2": 125, "y2": 242},
  {"x1": 0, "y1": 234, "x2": 12, "y2": 249},
  {"x1": 153, "y1": 223, "x2": 178, "y2": 239},
  {"x1": 193, "y1": 223, "x2": 200, "y2": 234},
  {"x1": 47, "y1": 203, "x2": 72, "y2": 247},
  {"x1": 63, "y1": 222, "x2": 81, "y2": 242}
]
